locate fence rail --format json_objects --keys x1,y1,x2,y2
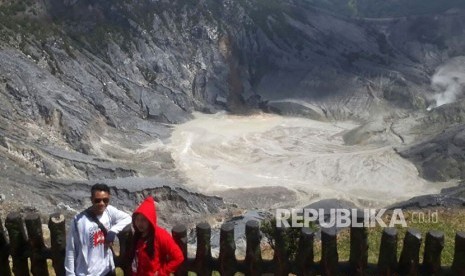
[{"x1": 0, "y1": 212, "x2": 464, "y2": 275}]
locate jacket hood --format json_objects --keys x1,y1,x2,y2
[{"x1": 133, "y1": 196, "x2": 157, "y2": 230}]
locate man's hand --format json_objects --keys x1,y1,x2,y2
[{"x1": 105, "y1": 231, "x2": 116, "y2": 248}]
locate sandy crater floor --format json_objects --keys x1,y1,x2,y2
[{"x1": 169, "y1": 112, "x2": 453, "y2": 209}]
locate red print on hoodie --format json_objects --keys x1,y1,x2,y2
[{"x1": 131, "y1": 197, "x2": 184, "y2": 276}]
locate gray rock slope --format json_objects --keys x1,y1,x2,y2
[{"x1": 1, "y1": 0, "x2": 465, "y2": 217}]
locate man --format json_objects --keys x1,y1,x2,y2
[{"x1": 65, "y1": 183, "x2": 132, "y2": 276}]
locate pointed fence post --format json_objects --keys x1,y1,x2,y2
[
  {"x1": 193, "y1": 222, "x2": 212, "y2": 275},
  {"x1": 321, "y1": 227, "x2": 338, "y2": 276},
  {"x1": 0, "y1": 217, "x2": 12, "y2": 276},
  {"x1": 49, "y1": 213, "x2": 66, "y2": 276},
  {"x1": 377, "y1": 227, "x2": 398, "y2": 276},
  {"x1": 295, "y1": 227, "x2": 315, "y2": 276},
  {"x1": 172, "y1": 224, "x2": 188, "y2": 276},
  {"x1": 273, "y1": 225, "x2": 291, "y2": 276},
  {"x1": 218, "y1": 222, "x2": 237, "y2": 276},
  {"x1": 5, "y1": 212, "x2": 29, "y2": 276},
  {"x1": 398, "y1": 228, "x2": 422, "y2": 275},
  {"x1": 451, "y1": 232, "x2": 465, "y2": 276},
  {"x1": 244, "y1": 220, "x2": 262, "y2": 276},
  {"x1": 350, "y1": 210, "x2": 368, "y2": 275},
  {"x1": 25, "y1": 213, "x2": 49, "y2": 276},
  {"x1": 422, "y1": 230, "x2": 444, "y2": 275}
]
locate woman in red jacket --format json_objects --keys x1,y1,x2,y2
[{"x1": 129, "y1": 196, "x2": 184, "y2": 276}]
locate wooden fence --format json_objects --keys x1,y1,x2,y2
[{"x1": 0, "y1": 212, "x2": 464, "y2": 275}]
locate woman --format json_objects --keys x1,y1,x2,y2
[{"x1": 129, "y1": 196, "x2": 184, "y2": 276}]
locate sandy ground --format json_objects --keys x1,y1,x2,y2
[{"x1": 169, "y1": 112, "x2": 454, "y2": 209}]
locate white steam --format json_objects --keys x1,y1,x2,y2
[{"x1": 428, "y1": 56, "x2": 465, "y2": 110}]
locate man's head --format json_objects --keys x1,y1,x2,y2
[{"x1": 90, "y1": 183, "x2": 111, "y2": 215}]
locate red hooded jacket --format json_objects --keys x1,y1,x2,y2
[{"x1": 131, "y1": 197, "x2": 184, "y2": 276}]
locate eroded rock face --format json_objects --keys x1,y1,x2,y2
[
  {"x1": 400, "y1": 122, "x2": 465, "y2": 182},
  {"x1": 0, "y1": 0, "x2": 465, "y2": 216}
]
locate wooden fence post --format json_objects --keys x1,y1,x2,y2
[
  {"x1": 451, "y1": 232, "x2": 465, "y2": 276},
  {"x1": 350, "y1": 210, "x2": 368, "y2": 275},
  {"x1": 273, "y1": 225, "x2": 291, "y2": 276},
  {"x1": 218, "y1": 222, "x2": 237, "y2": 276},
  {"x1": 244, "y1": 220, "x2": 262, "y2": 276},
  {"x1": 0, "y1": 217, "x2": 12, "y2": 276},
  {"x1": 295, "y1": 227, "x2": 315, "y2": 276},
  {"x1": 192, "y1": 222, "x2": 212, "y2": 275},
  {"x1": 377, "y1": 227, "x2": 398, "y2": 276},
  {"x1": 25, "y1": 213, "x2": 49, "y2": 276},
  {"x1": 5, "y1": 212, "x2": 29, "y2": 276},
  {"x1": 172, "y1": 224, "x2": 188, "y2": 276},
  {"x1": 321, "y1": 227, "x2": 338, "y2": 276},
  {"x1": 422, "y1": 230, "x2": 444, "y2": 275},
  {"x1": 398, "y1": 228, "x2": 422, "y2": 275},
  {"x1": 5, "y1": 210, "x2": 465, "y2": 276},
  {"x1": 48, "y1": 213, "x2": 66, "y2": 276}
]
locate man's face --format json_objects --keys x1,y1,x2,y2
[{"x1": 91, "y1": 190, "x2": 110, "y2": 215}]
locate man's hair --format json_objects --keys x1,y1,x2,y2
[{"x1": 91, "y1": 183, "x2": 111, "y2": 196}]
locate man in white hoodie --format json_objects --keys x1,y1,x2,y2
[{"x1": 65, "y1": 183, "x2": 132, "y2": 276}]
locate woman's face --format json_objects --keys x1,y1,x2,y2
[{"x1": 134, "y1": 214, "x2": 151, "y2": 236}]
